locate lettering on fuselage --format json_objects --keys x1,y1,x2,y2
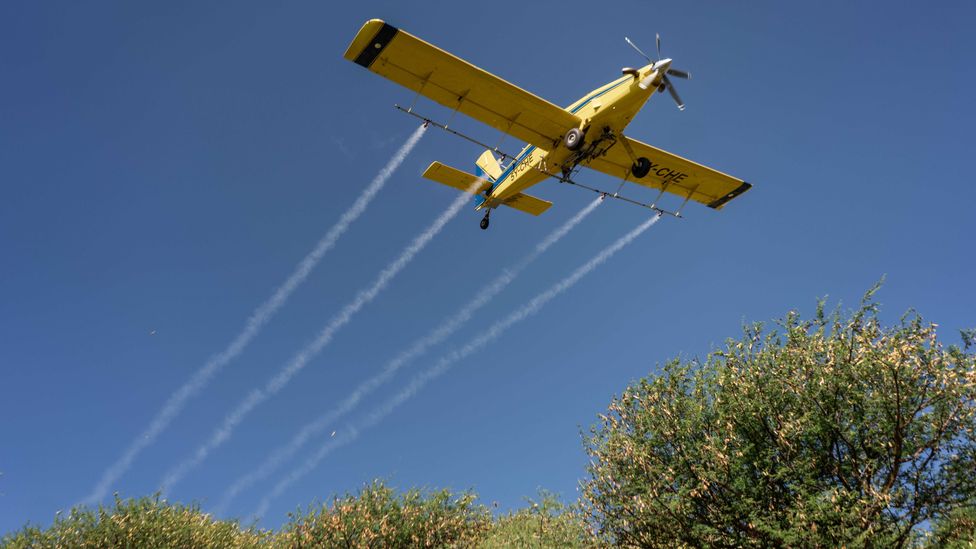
[{"x1": 509, "y1": 150, "x2": 540, "y2": 179}]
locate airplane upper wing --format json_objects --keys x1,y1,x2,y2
[
  {"x1": 586, "y1": 135, "x2": 753, "y2": 210},
  {"x1": 344, "y1": 20, "x2": 581, "y2": 150}
]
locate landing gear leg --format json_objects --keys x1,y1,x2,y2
[{"x1": 480, "y1": 210, "x2": 491, "y2": 230}]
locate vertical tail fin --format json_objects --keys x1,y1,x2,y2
[{"x1": 475, "y1": 150, "x2": 502, "y2": 182}]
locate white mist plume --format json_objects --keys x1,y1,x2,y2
[
  {"x1": 252, "y1": 213, "x2": 662, "y2": 518},
  {"x1": 214, "y1": 197, "x2": 604, "y2": 514},
  {"x1": 81, "y1": 125, "x2": 427, "y2": 506},
  {"x1": 159, "y1": 177, "x2": 478, "y2": 494}
]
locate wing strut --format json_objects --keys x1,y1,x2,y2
[
  {"x1": 407, "y1": 72, "x2": 434, "y2": 112},
  {"x1": 674, "y1": 184, "x2": 700, "y2": 217},
  {"x1": 613, "y1": 174, "x2": 630, "y2": 197},
  {"x1": 650, "y1": 182, "x2": 670, "y2": 210}
]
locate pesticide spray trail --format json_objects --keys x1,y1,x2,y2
[
  {"x1": 252, "y1": 213, "x2": 662, "y2": 518},
  {"x1": 158, "y1": 179, "x2": 479, "y2": 495},
  {"x1": 81, "y1": 125, "x2": 427, "y2": 506},
  {"x1": 214, "y1": 196, "x2": 604, "y2": 514}
]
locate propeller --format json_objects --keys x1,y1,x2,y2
[
  {"x1": 624, "y1": 33, "x2": 690, "y2": 111},
  {"x1": 624, "y1": 36, "x2": 652, "y2": 64}
]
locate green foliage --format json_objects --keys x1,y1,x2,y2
[
  {"x1": 581, "y1": 287, "x2": 976, "y2": 547},
  {"x1": 930, "y1": 502, "x2": 976, "y2": 547},
  {"x1": 2, "y1": 483, "x2": 492, "y2": 548},
  {"x1": 480, "y1": 491, "x2": 596, "y2": 548},
  {"x1": 1, "y1": 494, "x2": 269, "y2": 549},
  {"x1": 278, "y1": 480, "x2": 490, "y2": 548}
]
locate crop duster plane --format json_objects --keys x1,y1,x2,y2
[{"x1": 344, "y1": 19, "x2": 752, "y2": 230}]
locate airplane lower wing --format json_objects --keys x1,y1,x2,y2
[
  {"x1": 344, "y1": 19, "x2": 581, "y2": 151},
  {"x1": 586, "y1": 135, "x2": 752, "y2": 209}
]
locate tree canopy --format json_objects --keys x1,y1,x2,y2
[{"x1": 581, "y1": 287, "x2": 976, "y2": 547}]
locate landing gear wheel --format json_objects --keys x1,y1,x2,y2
[
  {"x1": 480, "y1": 211, "x2": 491, "y2": 230},
  {"x1": 563, "y1": 128, "x2": 584, "y2": 151},
  {"x1": 631, "y1": 157, "x2": 651, "y2": 178}
]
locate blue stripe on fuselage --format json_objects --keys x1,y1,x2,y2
[
  {"x1": 488, "y1": 145, "x2": 536, "y2": 194},
  {"x1": 569, "y1": 76, "x2": 630, "y2": 114}
]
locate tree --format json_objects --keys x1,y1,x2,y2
[
  {"x1": 581, "y1": 287, "x2": 976, "y2": 547},
  {"x1": 278, "y1": 480, "x2": 490, "y2": 547},
  {"x1": 930, "y1": 500, "x2": 976, "y2": 547}
]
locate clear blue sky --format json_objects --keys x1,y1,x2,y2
[{"x1": 2, "y1": 0, "x2": 974, "y2": 532}]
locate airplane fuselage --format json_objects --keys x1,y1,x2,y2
[{"x1": 481, "y1": 62, "x2": 663, "y2": 209}]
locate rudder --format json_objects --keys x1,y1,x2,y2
[{"x1": 475, "y1": 150, "x2": 502, "y2": 182}]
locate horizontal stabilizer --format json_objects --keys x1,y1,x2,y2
[
  {"x1": 422, "y1": 162, "x2": 491, "y2": 194},
  {"x1": 502, "y1": 192, "x2": 552, "y2": 216},
  {"x1": 422, "y1": 161, "x2": 551, "y2": 216}
]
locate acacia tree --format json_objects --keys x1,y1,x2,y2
[{"x1": 581, "y1": 287, "x2": 976, "y2": 547}]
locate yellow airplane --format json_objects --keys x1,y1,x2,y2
[{"x1": 344, "y1": 19, "x2": 752, "y2": 230}]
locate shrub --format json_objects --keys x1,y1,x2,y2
[
  {"x1": 1, "y1": 495, "x2": 269, "y2": 549},
  {"x1": 480, "y1": 491, "x2": 595, "y2": 548},
  {"x1": 278, "y1": 480, "x2": 490, "y2": 548}
]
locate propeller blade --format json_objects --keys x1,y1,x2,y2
[
  {"x1": 625, "y1": 37, "x2": 652, "y2": 62},
  {"x1": 664, "y1": 76, "x2": 685, "y2": 111},
  {"x1": 656, "y1": 33, "x2": 662, "y2": 60},
  {"x1": 666, "y1": 68, "x2": 691, "y2": 79}
]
